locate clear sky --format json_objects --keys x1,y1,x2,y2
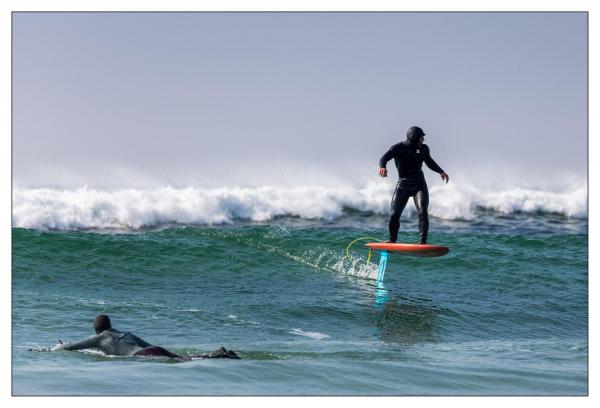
[{"x1": 12, "y1": 12, "x2": 587, "y2": 188}]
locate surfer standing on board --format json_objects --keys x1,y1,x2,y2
[{"x1": 379, "y1": 126, "x2": 449, "y2": 244}]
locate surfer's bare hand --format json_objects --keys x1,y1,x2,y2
[
  {"x1": 441, "y1": 172, "x2": 449, "y2": 183},
  {"x1": 379, "y1": 168, "x2": 387, "y2": 177}
]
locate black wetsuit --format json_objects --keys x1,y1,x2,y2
[
  {"x1": 379, "y1": 141, "x2": 445, "y2": 243},
  {"x1": 134, "y1": 346, "x2": 240, "y2": 360}
]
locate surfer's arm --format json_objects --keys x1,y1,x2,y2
[
  {"x1": 423, "y1": 145, "x2": 449, "y2": 183},
  {"x1": 379, "y1": 145, "x2": 398, "y2": 177},
  {"x1": 59, "y1": 335, "x2": 103, "y2": 351},
  {"x1": 423, "y1": 145, "x2": 444, "y2": 174},
  {"x1": 378, "y1": 145, "x2": 397, "y2": 169}
]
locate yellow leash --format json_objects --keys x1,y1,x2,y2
[{"x1": 344, "y1": 236, "x2": 385, "y2": 263}]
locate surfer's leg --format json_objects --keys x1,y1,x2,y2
[
  {"x1": 180, "y1": 347, "x2": 241, "y2": 360},
  {"x1": 389, "y1": 186, "x2": 410, "y2": 242},
  {"x1": 414, "y1": 187, "x2": 430, "y2": 244},
  {"x1": 134, "y1": 346, "x2": 180, "y2": 358},
  {"x1": 205, "y1": 347, "x2": 240, "y2": 359}
]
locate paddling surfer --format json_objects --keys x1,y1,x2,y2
[
  {"x1": 53, "y1": 315, "x2": 239, "y2": 359},
  {"x1": 379, "y1": 126, "x2": 449, "y2": 244}
]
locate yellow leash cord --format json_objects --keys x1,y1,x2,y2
[{"x1": 344, "y1": 236, "x2": 385, "y2": 263}]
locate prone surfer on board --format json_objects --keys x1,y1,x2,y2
[
  {"x1": 379, "y1": 126, "x2": 449, "y2": 244},
  {"x1": 52, "y1": 315, "x2": 240, "y2": 360}
]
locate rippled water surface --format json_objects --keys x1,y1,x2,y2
[{"x1": 12, "y1": 212, "x2": 588, "y2": 395}]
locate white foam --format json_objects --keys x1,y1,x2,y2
[
  {"x1": 428, "y1": 183, "x2": 588, "y2": 220},
  {"x1": 289, "y1": 328, "x2": 331, "y2": 340},
  {"x1": 12, "y1": 182, "x2": 587, "y2": 230},
  {"x1": 331, "y1": 254, "x2": 379, "y2": 280}
]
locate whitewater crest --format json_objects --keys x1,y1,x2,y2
[{"x1": 12, "y1": 183, "x2": 587, "y2": 230}]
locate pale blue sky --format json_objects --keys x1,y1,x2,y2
[{"x1": 13, "y1": 12, "x2": 587, "y2": 187}]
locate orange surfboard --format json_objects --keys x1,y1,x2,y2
[{"x1": 365, "y1": 242, "x2": 449, "y2": 257}]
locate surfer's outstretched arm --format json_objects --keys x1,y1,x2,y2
[
  {"x1": 379, "y1": 145, "x2": 397, "y2": 169},
  {"x1": 379, "y1": 144, "x2": 399, "y2": 177},
  {"x1": 422, "y1": 145, "x2": 449, "y2": 183},
  {"x1": 58, "y1": 335, "x2": 103, "y2": 351},
  {"x1": 422, "y1": 145, "x2": 444, "y2": 174}
]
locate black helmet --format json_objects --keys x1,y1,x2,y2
[{"x1": 406, "y1": 126, "x2": 426, "y2": 142}]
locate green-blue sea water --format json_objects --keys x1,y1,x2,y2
[{"x1": 12, "y1": 212, "x2": 587, "y2": 395}]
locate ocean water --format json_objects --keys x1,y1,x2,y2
[{"x1": 12, "y1": 184, "x2": 588, "y2": 395}]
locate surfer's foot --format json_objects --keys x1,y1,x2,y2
[
  {"x1": 386, "y1": 239, "x2": 396, "y2": 243},
  {"x1": 205, "y1": 347, "x2": 240, "y2": 359}
]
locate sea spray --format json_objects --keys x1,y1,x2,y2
[{"x1": 13, "y1": 182, "x2": 587, "y2": 231}]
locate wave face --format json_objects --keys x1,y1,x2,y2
[
  {"x1": 12, "y1": 183, "x2": 587, "y2": 231},
  {"x1": 12, "y1": 226, "x2": 588, "y2": 395}
]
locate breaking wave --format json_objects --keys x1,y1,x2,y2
[{"x1": 12, "y1": 182, "x2": 587, "y2": 231}]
